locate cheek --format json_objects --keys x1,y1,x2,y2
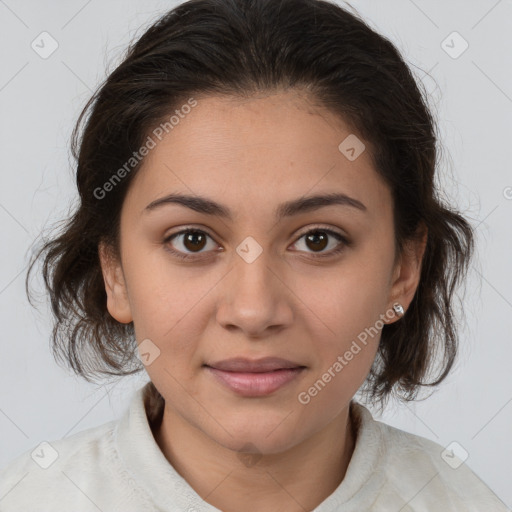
[
  {"x1": 294, "y1": 334, "x2": 378, "y2": 425},
  {"x1": 296, "y1": 258, "x2": 391, "y2": 337},
  {"x1": 122, "y1": 247, "x2": 202, "y2": 333},
  {"x1": 125, "y1": 266, "x2": 214, "y2": 371},
  {"x1": 292, "y1": 255, "x2": 390, "y2": 381},
  {"x1": 296, "y1": 292, "x2": 381, "y2": 412}
]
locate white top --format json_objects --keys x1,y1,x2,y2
[{"x1": 0, "y1": 382, "x2": 508, "y2": 512}]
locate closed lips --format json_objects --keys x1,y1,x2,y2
[{"x1": 204, "y1": 357, "x2": 306, "y2": 373}]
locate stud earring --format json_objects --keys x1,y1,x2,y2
[{"x1": 393, "y1": 303, "x2": 405, "y2": 318}]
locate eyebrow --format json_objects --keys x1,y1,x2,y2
[{"x1": 143, "y1": 192, "x2": 367, "y2": 220}]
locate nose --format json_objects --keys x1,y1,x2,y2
[{"x1": 215, "y1": 247, "x2": 294, "y2": 338}]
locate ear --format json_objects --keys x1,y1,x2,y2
[
  {"x1": 98, "y1": 242, "x2": 133, "y2": 324},
  {"x1": 385, "y1": 223, "x2": 428, "y2": 324}
]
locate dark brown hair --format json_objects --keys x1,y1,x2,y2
[{"x1": 26, "y1": 0, "x2": 474, "y2": 416}]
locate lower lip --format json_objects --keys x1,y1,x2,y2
[{"x1": 204, "y1": 366, "x2": 305, "y2": 397}]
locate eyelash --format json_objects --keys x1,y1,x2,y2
[{"x1": 162, "y1": 225, "x2": 350, "y2": 262}]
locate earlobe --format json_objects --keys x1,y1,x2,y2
[
  {"x1": 98, "y1": 242, "x2": 133, "y2": 324},
  {"x1": 385, "y1": 224, "x2": 428, "y2": 323}
]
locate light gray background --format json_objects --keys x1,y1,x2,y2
[{"x1": 0, "y1": 0, "x2": 511, "y2": 508}]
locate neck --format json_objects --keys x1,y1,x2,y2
[{"x1": 153, "y1": 403, "x2": 357, "y2": 512}]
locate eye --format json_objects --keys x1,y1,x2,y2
[
  {"x1": 290, "y1": 226, "x2": 349, "y2": 259},
  {"x1": 163, "y1": 228, "x2": 219, "y2": 261},
  {"x1": 163, "y1": 226, "x2": 350, "y2": 261}
]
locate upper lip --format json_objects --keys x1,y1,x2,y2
[{"x1": 205, "y1": 357, "x2": 305, "y2": 373}]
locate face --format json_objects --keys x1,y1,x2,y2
[{"x1": 99, "y1": 90, "x2": 426, "y2": 455}]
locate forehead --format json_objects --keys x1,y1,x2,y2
[{"x1": 123, "y1": 91, "x2": 391, "y2": 223}]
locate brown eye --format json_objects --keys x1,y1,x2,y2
[
  {"x1": 163, "y1": 229, "x2": 218, "y2": 260},
  {"x1": 304, "y1": 231, "x2": 329, "y2": 252},
  {"x1": 182, "y1": 230, "x2": 208, "y2": 252},
  {"x1": 291, "y1": 228, "x2": 349, "y2": 258},
  {"x1": 164, "y1": 226, "x2": 349, "y2": 262}
]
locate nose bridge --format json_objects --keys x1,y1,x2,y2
[
  {"x1": 232, "y1": 236, "x2": 278, "y2": 303},
  {"x1": 228, "y1": 214, "x2": 290, "y2": 294}
]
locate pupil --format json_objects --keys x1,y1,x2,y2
[
  {"x1": 307, "y1": 231, "x2": 327, "y2": 251},
  {"x1": 185, "y1": 231, "x2": 206, "y2": 251}
]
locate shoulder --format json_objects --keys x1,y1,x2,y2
[
  {"x1": 0, "y1": 419, "x2": 148, "y2": 512},
  {"x1": 351, "y1": 402, "x2": 509, "y2": 511}
]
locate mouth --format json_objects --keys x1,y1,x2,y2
[
  {"x1": 203, "y1": 357, "x2": 307, "y2": 397},
  {"x1": 204, "y1": 356, "x2": 306, "y2": 373}
]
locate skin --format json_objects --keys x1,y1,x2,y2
[{"x1": 99, "y1": 90, "x2": 427, "y2": 512}]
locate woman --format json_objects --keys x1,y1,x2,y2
[{"x1": 1, "y1": 0, "x2": 508, "y2": 510}]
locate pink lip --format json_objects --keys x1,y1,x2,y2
[
  {"x1": 205, "y1": 367, "x2": 305, "y2": 396},
  {"x1": 204, "y1": 357, "x2": 306, "y2": 397}
]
